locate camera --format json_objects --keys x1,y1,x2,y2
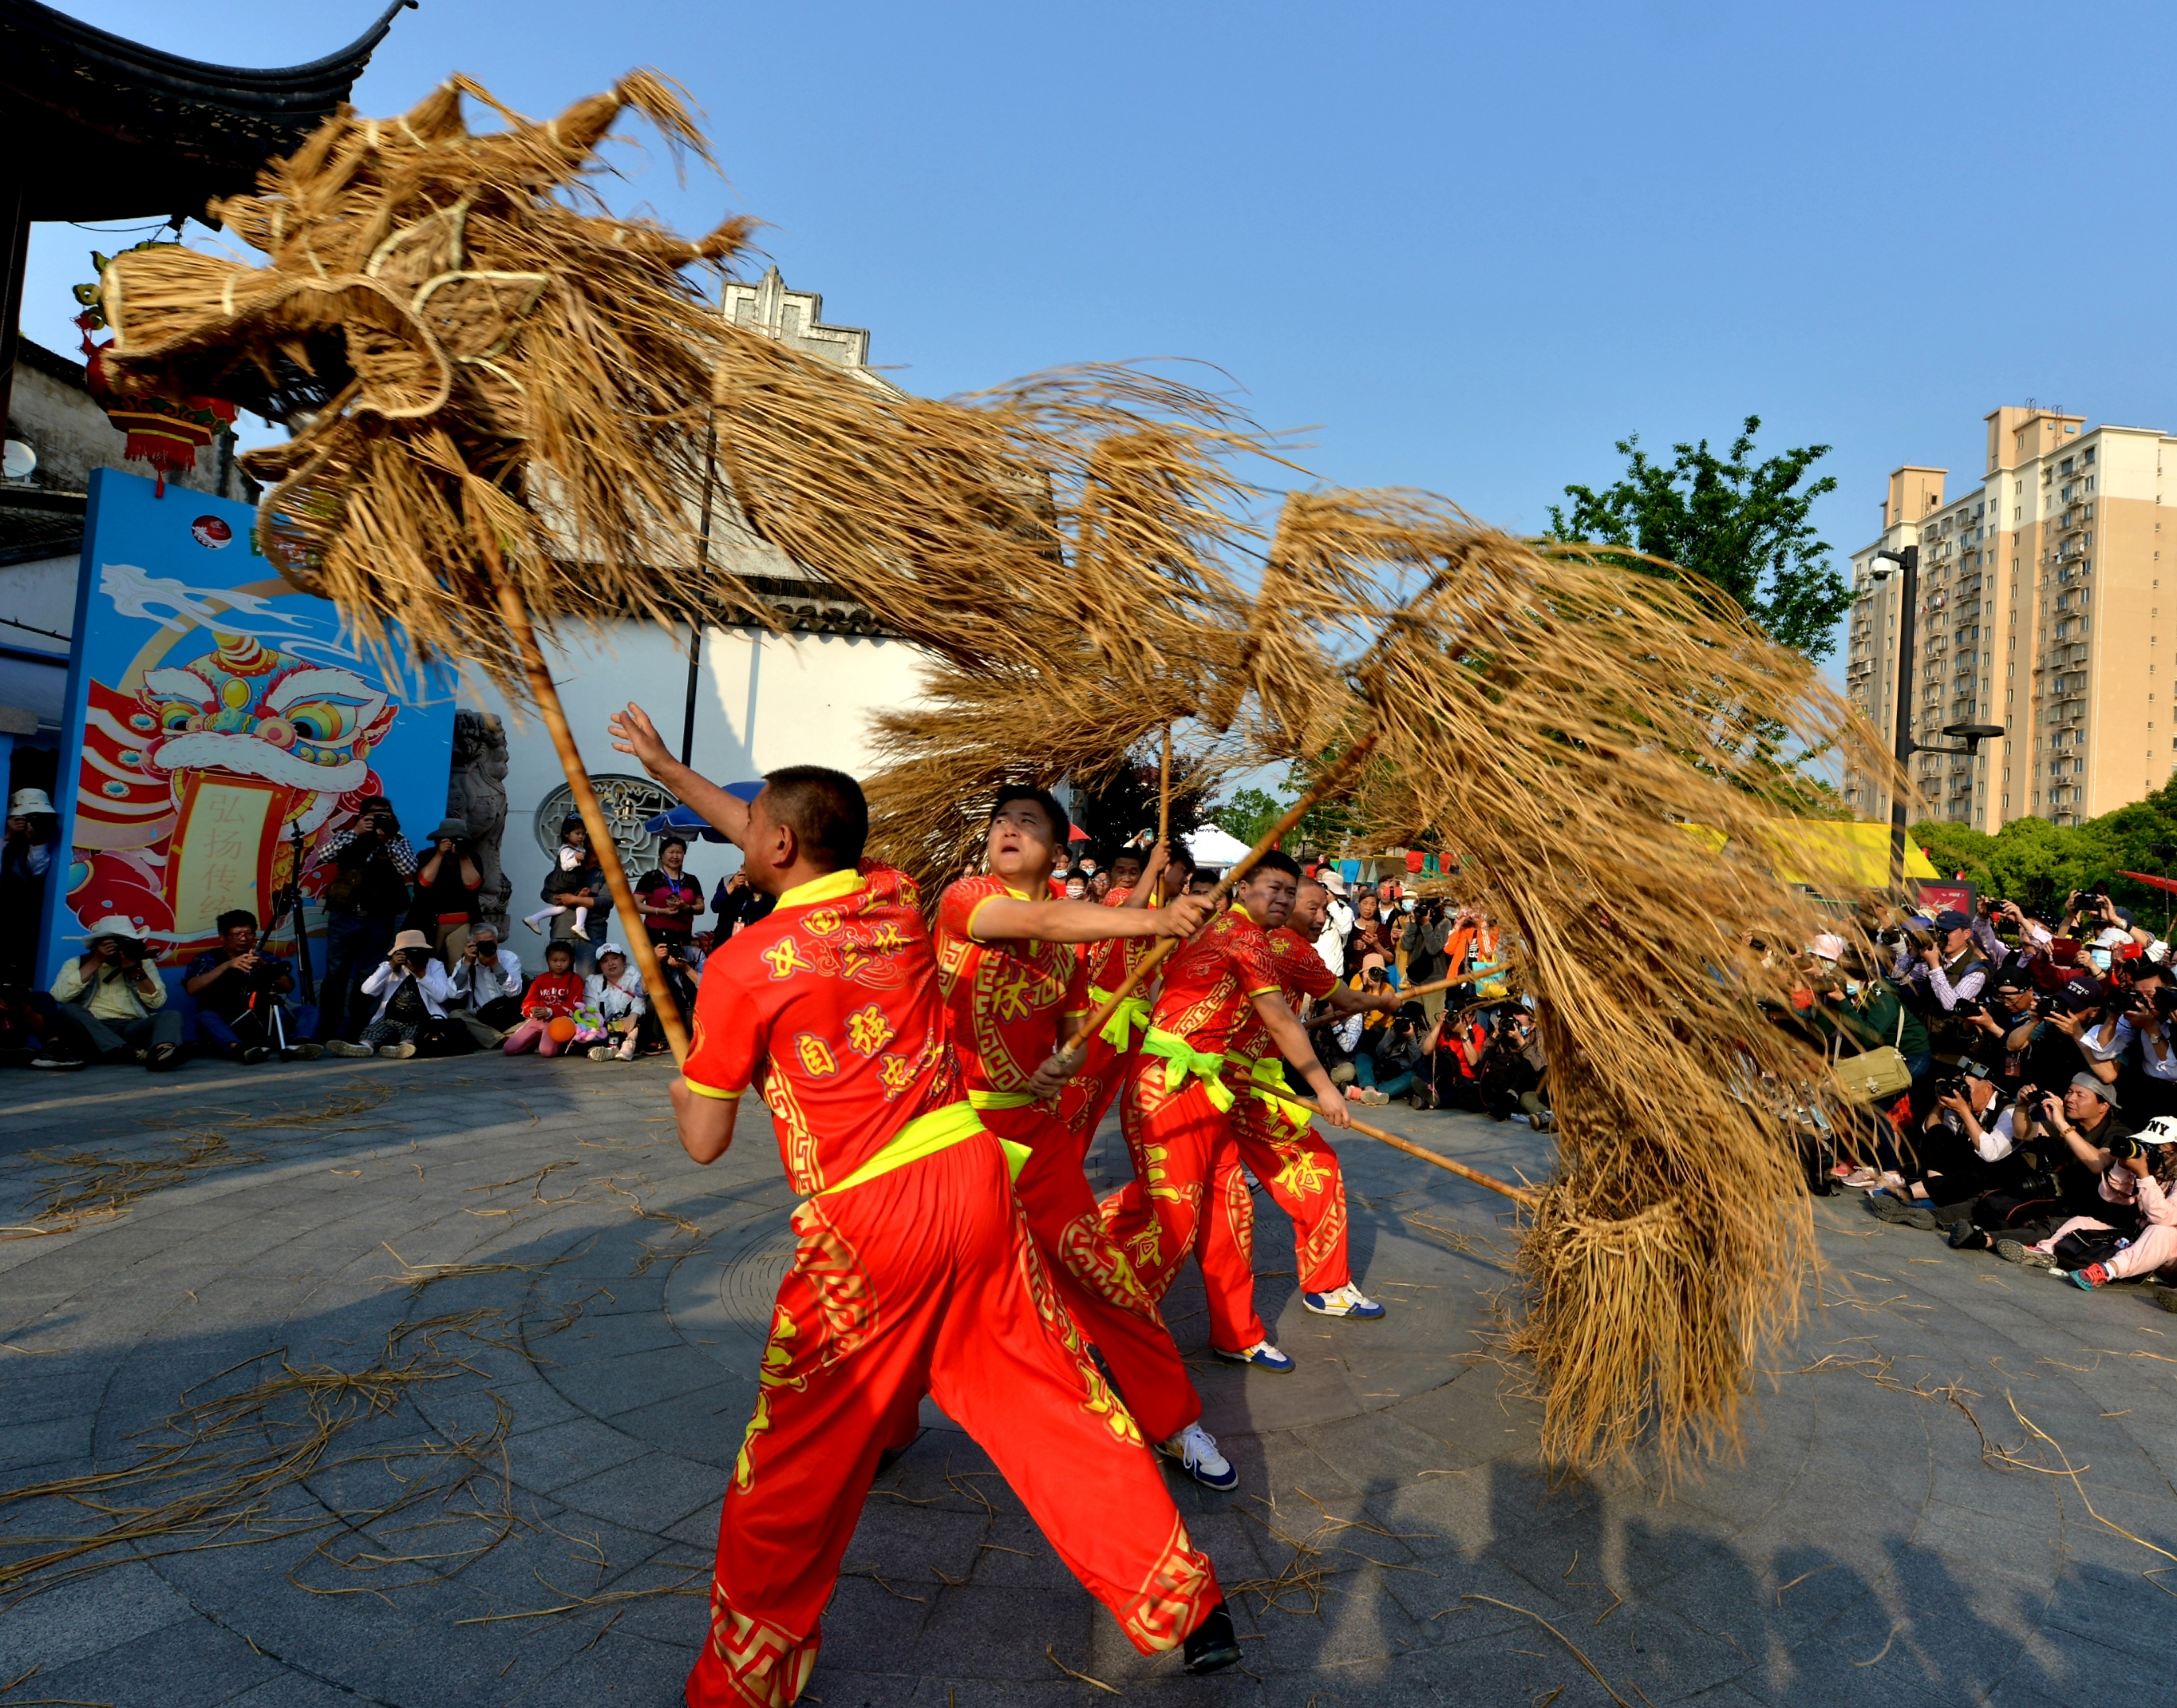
[{"x1": 1877, "y1": 923, "x2": 1935, "y2": 952}]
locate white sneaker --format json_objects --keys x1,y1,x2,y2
[
  {"x1": 1158, "y1": 1423, "x2": 1238, "y2": 1491},
  {"x1": 1303, "y1": 1284, "x2": 1387, "y2": 1320},
  {"x1": 570, "y1": 924, "x2": 591, "y2": 942},
  {"x1": 377, "y1": 1042, "x2": 418, "y2": 1060},
  {"x1": 523, "y1": 917, "x2": 542, "y2": 935},
  {"x1": 325, "y1": 1040, "x2": 374, "y2": 1058}
]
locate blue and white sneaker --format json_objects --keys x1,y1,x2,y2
[
  {"x1": 1213, "y1": 1339, "x2": 1297, "y2": 1373},
  {"x1": 1303, "y1": 1285, "x2": 1387, "y2": 1319},
  {"x1": 1158, "y1": 1423, "x2": 1238, "y2": 1491}
]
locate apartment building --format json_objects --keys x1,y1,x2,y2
[{"x1": 1840, "y1": 406, "x2": 2177, "y2": 831}]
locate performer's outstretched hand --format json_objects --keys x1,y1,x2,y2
[
  {"x1": 1316, "y1": 1086, "x2": 1352, "y2": 1128},
  {"x1": 608, "y1": 702, "x2": 672, "y2": 780}
]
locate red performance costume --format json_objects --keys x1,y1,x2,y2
[
  {"x1": 1211, "y1": 924, "x2": 1354, "y2": 1300},
  {"x1": 932, "y1": 875, "x2": 1205, "y2": 1444},
  {"x1": 1102, "y1": 905, "x2": 1281, "y2": 1347},
  {"x1": 1055, "y1": 885, "x2": 1157, "y2": 1146},
  {"x1": 682, "y1": 862, "x2": 1219, "y2": 1708}
]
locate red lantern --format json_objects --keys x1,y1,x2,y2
[{"x1": 77, "y1": 312, "x2": 236, "y2": 497}]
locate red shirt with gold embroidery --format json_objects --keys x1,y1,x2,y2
[
  {"x1": 1147, "y1": 904, "x2": 1283, "y2": 1053},
  {"x1": 1083, "y1": 886, "x2": 1158, "y2": 992},
  {"x1": 932, "y1": 875, "x2": 1090, "y2": 1096},
  {"x1": 1225, "y1": 924, "x2": 1338, "y2": 1061},
  {"x1": 682, "y1": 860, "x2": 963, "y2": 1196}
]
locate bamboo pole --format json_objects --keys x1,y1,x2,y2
[
  {"x1": 1394, "y1": 961, "x2": 1519, "y2": 1002},
  {"x1": 1067, "y1": 733, "x2": 1378, "y2": 1057},
  {"x1": 473, "y1": 520, "x2": 693, "y2": 1065},
  {"x1": 1153, "y1": 725, "x2": 1173, "y2": 905},
  {"x1": 1249, "y1": 1081, "x2": 1538, "y2": 1207}
]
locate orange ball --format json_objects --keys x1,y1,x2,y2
[{"x1": 546, "y1": 1016, "x2": 578, "y2": 1044}]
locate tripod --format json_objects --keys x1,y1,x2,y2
[{"x1": 269, "y1": 817, "x2": 317, "y2": 1003}]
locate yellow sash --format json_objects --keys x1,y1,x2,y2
[
  {"x1": 967, "y1": 1088, "x2": 1036, "y2": 1111},
  {"x1": 1225, "y1": 1051, "x2": 1310, "y2": 1130},
  {"x1": 815, "y1": 1101, "x2": 1030, "y2": 1196},
  {"x1": 1087, "y1": 984, "x2": 1152, "y2": 1050},
  {"x1": 1140, "y1": 1026, "x2": 1236, "y2": 1113}
]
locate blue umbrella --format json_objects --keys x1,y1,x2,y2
[{"x1": 643, "y1": 784, "x2": 760, "y2": 845}]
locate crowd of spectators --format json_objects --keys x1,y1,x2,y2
[
  {"x1": 8, "y1": 809, "x2": 741, "y2": 1075},
  {"x1": 1783, "y1": 886, "x2": 2177, "y2": 1303}
]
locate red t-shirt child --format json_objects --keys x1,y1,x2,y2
[
  {"x1": 523, "y1": 971, "x2": 586, "y2": 1019},
  {"x1": 681, "y1": 860, "x2": 965, "y2": 1196}
]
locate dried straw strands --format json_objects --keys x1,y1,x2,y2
[{"x1": 97, "y1": 71, "x2": 1894, "y2": 1476}]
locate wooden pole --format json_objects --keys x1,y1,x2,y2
[
  {"x1": 1068, "y1": 733, "x2": 1379, "y2": 1056},
  {"x1": 1153, "y1": 724, "x2": 1173, "y2": 905},
  {"x1": 1249, "y1": 1082, "x2": 1538, "y2": 1207},
  {"x1": 1395, "y1": 961, "x2": 1518, "y2": 1002},
  {"x1": 473, "y1": 521, "x2": 693, "y2": 1065}
]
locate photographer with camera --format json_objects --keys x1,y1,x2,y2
[
  {"x1": 1344, "y1": 999, "x2": 1428, "y2": 1105},
  {"x1": 1870, "y1": 1060, "x2": 2017, "y2": 1226},
  {"x1": 410, "y1": 816, "x2": 484, "y2": 966},
  {"x1": 1895, "y1": 909, "x2": 1990, "y2": 1019},
  {"x1": 1948, "y1": 1072, "x2": 2131, "y2": 1260},
  {"x1": 445, "y1": 922, "x2": 527, "y2": 1045},
  {"x1": 1960, "y1": 969, "x2": 2078, "y2": 1102},
  {"x1": 42, "y1": 916, "x2": 183, "y2": 1071},
  {"x1": 2111, "y1": 963, "x2": 2177, "y2": 1121},
  {"x1": 1400, "y1": 899, "x2": 1452, "y2": 1024},
  {"x1": 314, "y1": 799, "x2": 417, "y2": 1045},
  {"x1": 182, "y1": 910, "x2": 321, "y2": 1064},
  {"x1": 327, "y1": 929, "x2": 453, "y2": 1059}
]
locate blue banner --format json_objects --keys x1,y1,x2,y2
[{"x1": 38, "y1": 470, "x2": 456, "y2": 984}]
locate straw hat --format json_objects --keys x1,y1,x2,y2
[{"x1": 391, "y1": 929, "x2": 431, "y2": 952}]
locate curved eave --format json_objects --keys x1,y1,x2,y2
[
  {"x1": 2, "y1": 0, "x2": 414, "y2": 112},
  {"x1": 0, "y1": 0, "x2": 417, "y2": 220}
]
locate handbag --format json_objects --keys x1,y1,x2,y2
[{"x1": 1829, "y1": 1002, "x2": 1913, "y2": 1105}]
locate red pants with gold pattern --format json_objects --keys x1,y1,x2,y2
[
  {"x1": 688, "y1": 1131, "x2": 1219, "y2": 1708},
  {"x1": 1100, "y1": 1063, "x2": 1265, "y2": 1354},
  {"x1": 1220, "y1": 1088, "x2": 1351, "y2": 1296},
  {"x1": 978, "y1": 1102, "x2": 1204, "y2": 1445}
]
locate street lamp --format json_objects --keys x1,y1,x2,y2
[{"x1": 1869, "y1": 545, "x2": 2005, "y2": 891}]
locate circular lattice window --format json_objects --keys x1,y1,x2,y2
[{"x1": 533, "y1": 774, "x2": 682, "y2": 875}]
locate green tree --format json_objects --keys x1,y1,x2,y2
[
  {"x1": 1547, "y1": 416, "x2": 1852, "y2": 660},
  {"x1": 1215, "y1": 787, "x2": 1285, "y2": 849},
  {"x1": 1070, "y1": 747, "x2": 1212, "y2": 855},
  {"x1": 1911, "y1": 776, "x2": 2177, "y2": 920}
]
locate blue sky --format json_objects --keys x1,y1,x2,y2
[{"x1": 25, "y1": 0, "x2": 2177, "y2": 673}]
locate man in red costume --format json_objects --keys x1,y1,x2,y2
[
  {"x1": 1055, "y1": 841, "x2": 1168, "y2": 1148},
  {"x1": 1211, "y1": 873, "x2": 1395, "y2": 1324},
  {"x1": 606, "y1": 709, "x2": 1242, "y2": 1708},
  {"x1": 1100, "y1": 850, "x2": 1349, "y2": 1371},
  {"x1": 935, "y1": 788, "x2": 1238, "y2": 1491}
]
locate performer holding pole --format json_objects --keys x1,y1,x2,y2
[
  {"x1": 1102, "y1": 850, "x2": 1350, "y2": 1371},
  {"x1": 1055, "y1": 840, "x2": 1170, "y2": 1147},
  {"x1": 935, "y1": 787, "x2": 1241, "y2": 1491},
  {"x1": 607, "y1": 707, "x2": 1242, "y2": 1699}
]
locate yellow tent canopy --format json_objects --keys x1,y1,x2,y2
[{"x1": 1684, "y1": 819, "x2": 1937, "y2": 889}]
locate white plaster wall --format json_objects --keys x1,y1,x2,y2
[{"x1": 463, "y1": 619, "x2": 933, "y2": 939}]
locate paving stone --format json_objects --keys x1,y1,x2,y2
[{"x1": 2, "y1": 1061, "x2": 2171, "y2": 1704}]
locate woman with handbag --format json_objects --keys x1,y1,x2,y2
[{"x1": 1816, "y1": 950, "x2": 1930, "y2": 1188}]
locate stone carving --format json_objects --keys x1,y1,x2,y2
[{"x1": 448, "y1": 709, "x2": 511, "y2": 932}]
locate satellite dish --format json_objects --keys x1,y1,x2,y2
[{"x1": 2, "y1": 440, "x2": 34, "y2": 480}]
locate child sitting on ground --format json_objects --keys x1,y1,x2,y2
[
  {"x1": 523, "y1": 839, "x2": 591, "y2": 941},
  {"x1": 585, "y1": 943, "x2": 648, "y2": 1062},
  {"x1": 502, "y1": 941, "x2": 592, "y2": 1056}
]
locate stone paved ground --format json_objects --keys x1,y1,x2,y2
[{"x1": 2, "y1": 1054, "x2": 2174, "y2": 1708}]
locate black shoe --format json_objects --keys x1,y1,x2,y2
[
  {"x1": 1947, "y1": 1219, "x2": 1985, "y2": 1250},
  {"x1": 2151, "y1": 1287, "x2": 2177, "y2": 1315},
  {"x1": 146, "y1": 1041, "x2": 183, "y2": 1072},
  {"x1": 240, "y1": 1045, "x2": 272, "y2": 1066},
  {"x1": 29, "y1": 1054, "x2": 86, "y2": 1071},
  {"x1": 1182, "y1": 1600, "x2": 1242, "y2": 1675}
]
